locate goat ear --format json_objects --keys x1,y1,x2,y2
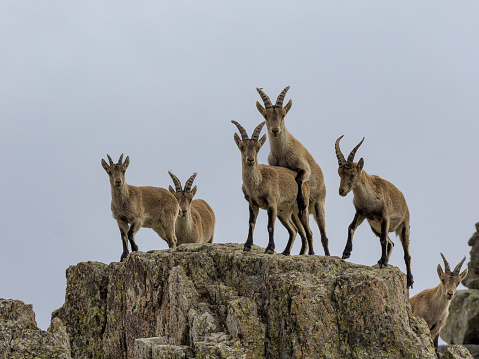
[
  {"x1": 357, "y1": 158, "x2": 364, "y2": 172},
  {"x1": 259, "y1": 134, "x2": 267, "y2": 147},
  {"x1": 234, "y1": 133, "x2": 242, "y2": 148},
  {"x1": 256, "y1": 101, "x2": 264, "y2": 114},
  {"x1": 191, "y1": 185, "x2": 197, "y2": 196},
  {"x1": 101, "y1": 159, "x2": 109, "y2": 172},
  {"x1": 168, "y1": 185, "x2": 176, "y2": 194},
  {"x1": 284, "y1": 99, "x2": 292, "y2": 114},
  {"x1": 437, "y1": 264, "x2": 444, "y2": 278},
  {"x1": 460, "y1": 268, "x2": 468, "y2": 281},
  {"x1": 123, "y1": 156, "x2": 130, "y2": 169}
]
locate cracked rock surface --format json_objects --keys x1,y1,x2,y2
[{"x1": 51, "y1": 243, "x2": 438, "y2": 359}]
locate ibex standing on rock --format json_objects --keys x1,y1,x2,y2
[
  {"x1": 410, "y1": 253, "x2": 468, "y2": 351},
  {"x1": 232, "y1": 120, "x2": 314, "y2": 255},
  {"x1": 335, "y1": 136, "x2": 413, "y2": 288},
  {"x1": 101, "y1": 154, "x2": 179, "y2": 261},
  {"x1": 256, "y1": 86, "x2": 330, "y2": 256},
  {"x1": 168, "y1": 171, "x2": 216, "y2": 245}
]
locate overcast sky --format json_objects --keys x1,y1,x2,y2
[{"x1": 1, "y1": 2, "x2": 478, "y2": 336}]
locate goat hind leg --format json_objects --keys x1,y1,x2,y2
[
  {"x1": 399, "y1": 224, "x2": 414, "y2": 288},
  {"x1": 312, "y1": 200, "x2": 330, "y2": 256},
  {"x1": 278, "y1": 214, "x2": 297, "y2": 256},
  {"x1": 377, "y1": 219, "x2": 390, "y2": 268}
]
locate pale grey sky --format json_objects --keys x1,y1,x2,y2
[{"x1": 1, "y1": 2, "x2": 478, "y2": 336}]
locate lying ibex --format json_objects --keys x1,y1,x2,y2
[
  {"x1": 101, "y1": 154, "x2": 179, "y2": 261},
  {"x1": 256, "y1": 86, "x2": 330, "y2": 256},
  {"x1": 335, "y1": 136, "x2": 414, "y2": 288},
  {"x1": 168, "y1": 171, "x2": 215, "y2": 244},
  {"x1": 410, "y1": 253, "x2": 468, "y2": 351},
  {"x1": 232, "y1": 120, "x2": 314, "y2": 255}
]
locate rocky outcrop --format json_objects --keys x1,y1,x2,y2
[
  {"x1": 51, "y1": 243, "x2": 439, "y2": 359},
  {"x1": 441, "y1": 222, "x2": 479, "y2": 358},
  {"x1": 0, "y1": 298, "x2": 70, "y2": 359}
]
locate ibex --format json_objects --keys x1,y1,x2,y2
[
  {"x1": 168, "y1": 171, "x2": 215, "y2": 244},
  {"x1": 256, "y1": 86, "x2": 330, "y2": 256},
  {"x1": 232, "y1": 120, "x2": 314, "y2": 255},
  {"x1": 101, "y1": 154, "x2": 179, "y2": 261},
  {"x1": 410, "y1": 253, "x2": 468, "y2": 351},
  {"x1": 335, "y1": 136, "x2": 414, "y2": 288}
]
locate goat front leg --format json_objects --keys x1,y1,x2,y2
[
  {"x1": 244, "y1": 203, "x2": 259, "y2": 251},
  {"x1": 265, "y1": 206, "x2": 277, "y2": 254},
  {"x1": 294, "y1": 169, "x2": 308, "y2": 217},
  {"x1": 127, "y1": 221, "x2": 141, "y2": 253},
  {"x1": 117, "y1": 220, "x2": 130, "y2": 262},
  {"x1": 342, "y1": 212, "x2": 365, "y2": 259},
  {"x1": 377, "y1": 218, "x2": 390, "y2": 268}
]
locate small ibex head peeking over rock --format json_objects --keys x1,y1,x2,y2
[
  {"x1": 168, "y1": 171, "x2": 198, "y2": 217},
  {"x1": 410, "y1": 253, "x2": 468, "y2": 351}
]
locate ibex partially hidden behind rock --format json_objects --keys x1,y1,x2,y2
[
  {"x1": 232, "y1": 120, "x2": 314, "y2": 255},
  {"x1": 410, "y1": 253, "x2": 468, "y2": 351},
  {"x1": 256, "y1": 86, "x2": 330, "y2": 256},
  {"x1": 335, "y1": 136, "x2": 413, "y2": 288},
  {"x1": 168, "y1": 171, "x2": 215, "y2": 245},
  {"x1": 101, "y1": 154, "x2": 179, "y2": 261}
]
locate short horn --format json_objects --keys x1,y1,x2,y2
[
  {"x1": 251, "y1": 121, "x2": 266, "y2": 141},
  {"x1": 275, "y1": 86, "x2": 290, "y2": 107},
  {"x1": 453, "y1": 256, "x2": 467, "y2": 275},
  {"x1": 256, "y1": 87, "x2": 272, "y2": 108},
  {"x1": 184, "y1": 172, "x2": 197, "y2": 192},
  {"x1": 440, "y1": 252, "x2": 451, "y2": 273},
  {"x1": 168, "y1": 170, "x2": 182, "y2": 192},
  {"x1": 335, "y1": 136, "x2": 346, "y2": 168},
  {"x1": 231, "y1": 120, "x2": 249, "y2": 140},
  {"x1": 347, "y1": 137, "x2": 365, "y2": 165},
  {"x1": 118, "y1": 153, "x2": 124, "y2": 164},
  {"x1": 107, "y1": 154, "x2": 114, "y2": 165}
]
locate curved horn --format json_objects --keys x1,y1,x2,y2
[
  {"x1": 440, "y1": 252, "x2": 451, "y2": 273},
  {"x1": 107, "y1": 154, "x2": 114, "y2": 165},
  {"x1": 275, "y1": 86, "x2": 290, "y2": 107},
  {"x1": 335, "y1": 136, "x2": 346, "y2": 168},
  {"x1": 168, "y1": 170, "x2": 182, "y2": 192},
  {"x1": 256, "y1": 88, "x2": 273, "y2": 108},
  {"x1": 118, "y1": 153, "x2": 124, "y2": 164},
  {"x1": 231, "y1": 120, "x2": 249, "y2": 140},
  {"x1": 184, "y1": 172, "x2": 197, "y2": 192},
  {"x1": 251, "y1": 121, "x2": 266, "y2": 141},
  {"x1": 347, "y1": 137, "x2": 365, "y2": 165},
  {"x1": 453, "y1": 256, "x2": 467, "y2": 275}
]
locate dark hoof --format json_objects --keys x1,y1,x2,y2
[
  {"x1": 324, "y1": 250, "x2": 331, "y2": 256},
  {"x1": 265, "y1": 248, "x2": 275, "y2": 254},
  {"x1": 407, "y1": 276, "x2": 414, "y2": 289},
  {"x1": 281, "y1": 251, "x2": 290, "y2": 256},
  {"x1": 342, "y1": 252, "x2": 351, "y2": 260},
  {"x1": 308, "y1": 251, "x2": 315, "y2": 256},
  {"x1": 243, "y1": 246, "x2": 252, "y2": 252},
  {"x1": 377, "y1": 258, "x2": 388, "y2": 268}
]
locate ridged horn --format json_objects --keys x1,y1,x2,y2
[
  {"x1": 231, "y1": 120, "x2": 249, "y2": 140},
  {"x1": 256, "y1": 88, "x2": 273, "y2": 108},
  {"x1": 335, "y1": 136, "x2": 346, "y2": 168},
  {"x1": 168, "y1": 170, "x2": 182, "y2": 192},
  {"x1": 453, "y1": 256, "x2": 467, "y2": 275},
  {"x1": 184, "y1": 172, "x2": 197, "y2": 192},
  {"x1": 107, "y1": 154, "x2": 114, "y2": 165},
  {"x1": 347, "y1": 137, "x2": 365, "y2": 165},
  {"x1": 275, "y1": 86, "x2": 290, "y2": 107},
  {"x1": 252, "y1": 121, "x2": 266, "y2": 141},
  {"x1": 441, "y1": 252, "x2": 451, "y2": 273},
  {"x1": 118, "y1": 153, "x2": 124, "y2": 164}
]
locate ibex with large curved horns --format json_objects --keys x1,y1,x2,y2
[
  {"x1": 168, "y1": 171, "x2": 215, "y2": 244},
  {"x1": 335, "y1": 136, "x2": 414, "y2": 288},
  {"x1": 232, "y1": 120, "x2": 314, "y2": 255},
  {"x1": 410, "y1": 253, "x2": 468, "y2": 351},
  {"x1": 101, "y1": 154, "x2": 179, "y2": 261},
  {"x1": 256, "y1": 86, "x2": 330, "y2": 256}
]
